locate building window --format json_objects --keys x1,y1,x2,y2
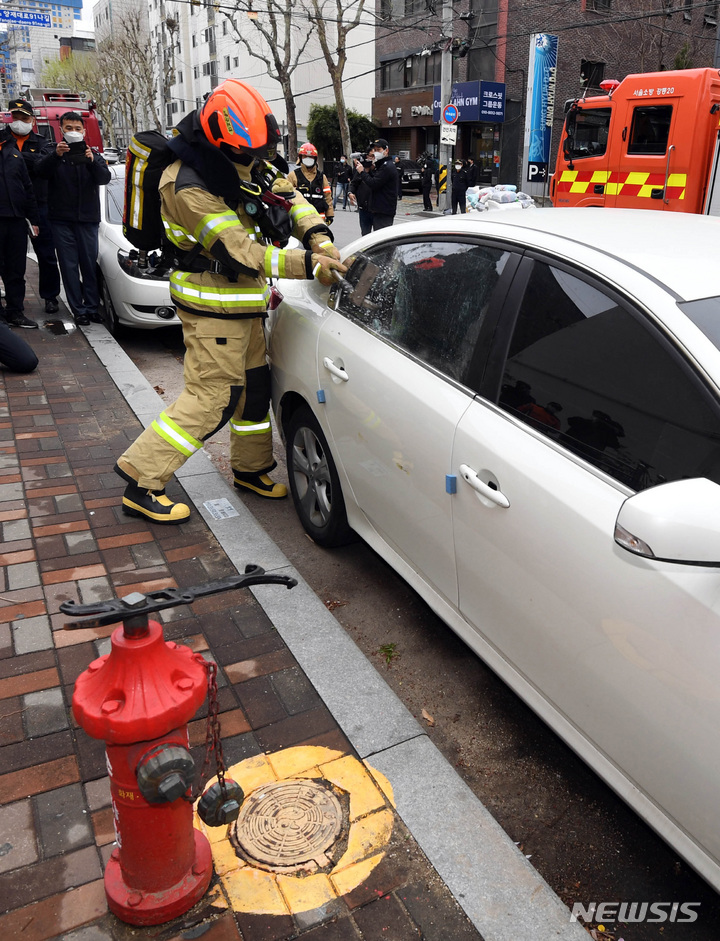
[
  {"x1": 580, "y1": 60, "x2": 605, "y2": 89},
  {"x1": 684, "y1": 0, "x2": 691, "y2": 19},
  {"x1": 192, "y1": 34, "x2": 196, "y2": 46},
  {"x1": 592, "y1": 0, "x2": 611, "y2": 11},
  {"x1": 193, "y1": 65, "x2": 199, "y2": 78},
  {"x1": 233, "y1": 56, "x2": 239, "y2": 67},
  {"x1": 224, "y1": 55, "x2": 230, "y2": 70},
  {"x1": 177, "y1": 70, "x2": 183, "y2": 84},
  {"x1": 222, "y1": 19, "x2": 227, "y2": 34}
]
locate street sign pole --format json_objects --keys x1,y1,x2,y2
[{"x1": 439, "y1": 0, "x2": 453, "y2": 213}]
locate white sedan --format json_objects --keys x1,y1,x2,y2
[
  {"x1": 97, "y1": 165, "x2": 180, "y2": 333},
  {"x1": 269, "y1": 208, "x2": 720, "y2": 893}
]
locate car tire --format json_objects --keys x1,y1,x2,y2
[
  {"x1": 98, "y1": 272, "x2": 121, "y2": 336},
  {"x1": 285, "y1": 405, "x2": 356, "y2": 548}
]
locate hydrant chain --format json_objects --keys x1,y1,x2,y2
[{"x1": 190, "y1": 658, "x2": 229, "y2": 802}]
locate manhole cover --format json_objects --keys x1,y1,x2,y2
[{"x1": 233, "y1": 779, "x2": 343, "y2": 870}]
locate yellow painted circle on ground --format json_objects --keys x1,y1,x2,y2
[{"x1": 194, "y1": 745, "x2": 395, "y2": 915}]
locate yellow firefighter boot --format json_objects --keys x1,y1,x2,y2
[
  {"x1": 121, "y1": 481, "x2": 191, "y2": 524},
  {"x1": 233, "y1": 470, "x2": 288, "y2": 499}
]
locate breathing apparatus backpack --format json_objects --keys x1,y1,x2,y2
[
  {"x1": 123, "y1": 130, "x2": 173, "y2": 255},
  {"x1": 123, "y1": 131, "x2": 294, "y2": 264}
]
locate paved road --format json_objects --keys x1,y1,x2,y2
[{"x1": 115, "y1": 202, "x2": 720, "y2": 940}]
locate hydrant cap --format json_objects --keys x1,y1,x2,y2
[{"x1": 72, "y1": 619, "x2": 207, "y2": 743}]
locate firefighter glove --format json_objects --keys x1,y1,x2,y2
[{"x1": 312, "y1": 254, "x2": 347, "y2": 286}]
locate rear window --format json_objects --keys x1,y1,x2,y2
[{"x1": 627, "y1": 105, "x2": 672, "y2": 155}]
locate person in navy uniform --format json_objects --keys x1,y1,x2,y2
[
  {"x1": 1, "y1": 98, "x2": 61, "y2": 316},
  {"x1": 353, "y1": 139, "x2": 398, "y2": 231}
]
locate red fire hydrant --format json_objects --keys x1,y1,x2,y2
[
  {"x1": 73, "y1": 608, "x2": 212, "y2": 925},
  {"x1": 63, "y1": 567, "x2": 296, "y2": 927}
]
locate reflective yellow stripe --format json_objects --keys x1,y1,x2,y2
[
  {"x1": 230, "y1": 415, "x2": 271, "y2": 436},
  {"x1": 264, "y1": 246, "x2": 285, "y2": 278},
  {"x1": 170, "y1": 271, "x2": 271, "y2": 308},
  {"x1": 151, "y1": 411, "x2": 203, "y2": 456},
  {"x1": 194, "y1": 211, "x2": 242, "y2": 249},
  {"x1": 127, "y1": 138, "x2": 153, "y2": 231},
  {"x1": 290, "y1": 204, "x2": 316, "y2": 222}
]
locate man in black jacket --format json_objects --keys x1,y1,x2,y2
[
  {"x1": 0, "y1": 130, "x2": 39, "y2": 329},
  {"x1": 36, "y1": 111, "x2": 110, "y2": 326},
  {"x1": 2, "y1": 98, "x2": 61, "y2": 315},
  {"x1": 353, "y1": 139, "x2": 398, "y2": 231}
]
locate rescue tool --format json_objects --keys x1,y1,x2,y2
[{"x1": 61, "y1": 565, "x2": 297, "y2": 926}]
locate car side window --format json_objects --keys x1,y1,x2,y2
[
  {"x1": 337, "y1": 241, "x2": 509, "y2": 383},
  {"x1": 498, "y1": 261, "x2": 720, "y2": 490}
]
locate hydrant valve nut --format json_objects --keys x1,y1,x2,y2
[{"x1": 136, "y1": 743, "x2": 195, "y2": 804}]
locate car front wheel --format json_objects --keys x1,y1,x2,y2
[{"x1": 285, "y1": 405, "x2": 355, "y2": 547}]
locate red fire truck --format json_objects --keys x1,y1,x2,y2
[
  {"x1": 550, "y1": 67, "x2": 720, "y2": 215},
  {"x1": 1, "y1": 88, "x2": 104, "y2": 151}
]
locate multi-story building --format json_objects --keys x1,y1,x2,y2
[
  {"x1": 0, "y1": 0, "x2": 83, "y2": 97},
  {"x1": 373, "y1": 0, "x2": 718, "y2": 185},
  {"x1": 146, "y1": 0, "x2": 375, "y2": 153}
]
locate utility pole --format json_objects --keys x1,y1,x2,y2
[{"x1": 439, "y1": 0, "x2": 453, "y2": 213}]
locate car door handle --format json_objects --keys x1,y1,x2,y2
[
  {"x1": 323, "y1": 357, "x2": 349, "y2": 381},
  {"x1": 459, "y1": 464, "x2": 510, "y2": 508}
]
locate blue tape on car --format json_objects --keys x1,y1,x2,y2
[
  {"x1": 317, "y1": 389, "x2": 326, "y2": 404},
  {"x1": 445, "y1": 474, "x2": 457, "y2": 494}
]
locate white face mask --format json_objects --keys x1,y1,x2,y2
[
  {"x1": 10, "y1": 120, "x2": 32, "y2": 136},
  {"x1": 455, "y1": 164, "x2": 462, "y2": 170},
  {"x1": 340, "y1": 158, "x2": 346, "y2": 163},
  {"x1": 302, "y1": 157, "x2": 315, "y2": 167},
  {"x1": 63, "y1": 130, "x2": 84, "y2": 144}
]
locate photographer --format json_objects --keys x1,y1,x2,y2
[
  {"x1": 349, "y1": 151, "x2": 373, "y2": 236},
  {"x1": 353, "y1": 139, "x2": 398, "y2": 231}
]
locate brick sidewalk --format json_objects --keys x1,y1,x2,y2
[{"x1": 0, "y1": 287, "x2": 483, "y2": 939}]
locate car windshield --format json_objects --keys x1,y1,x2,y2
[
  {"x1": 678, "y1": 297, "x2": 720, "y2": 350},
  {"x1": 106, "y1": 177, "x2": 125, "y2": 225}
]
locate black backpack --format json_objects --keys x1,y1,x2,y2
[{"x1": 123, "y1": 130, "x2": 174, "y2": 252}]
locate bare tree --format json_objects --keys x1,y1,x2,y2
[
  {"x1": 304, "y1": 0, "x2": 368, "y2": 159},
  {"x1": 221, "y1": 0, "x2": 316, "y2": 161},
  {"x1": 41, "y1": 53, "x2": 117, "y2": 143}
]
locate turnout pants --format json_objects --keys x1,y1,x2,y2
[{"x1": 119, "y1": 312, "x2": 274, "y2": 491}]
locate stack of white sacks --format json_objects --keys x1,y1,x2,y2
[{"x1": 465, "y1": 184, "x2": 535, "y2": 212}]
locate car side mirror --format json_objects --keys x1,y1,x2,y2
[{"x1": 615, "y1": 478, "x2": 720, "y2": 566}]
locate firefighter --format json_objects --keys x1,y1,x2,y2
[
  {"x1": 287, "y1": 143, "x2": 334, "y2": 224},
  {"x1": 114, "y1": 80, "x2": 345, "y2": 524}
]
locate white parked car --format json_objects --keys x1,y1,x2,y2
[
  {"x1": 102, "y1": 146, "x2": 121, "y2": 164},
  {"x1": 97, "y1": 165, "x2": 180, "y2": 333},
  {"x1": 269, "y1": 208, "x2": 720, "y2": 893}
]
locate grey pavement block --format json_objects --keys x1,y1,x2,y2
[
  {"x1": 368, "y1": 736, "x2": 587, "y2": 941},
  {"x1": 59, "y1": 926, "x2": 115, "y2": 941},
  {"x1": 84, "y1": 777, "x2": 111, "y2": 813},
  {"x1": 34, "y1": 782, "x2": 93, "y2": 858},
  {"x1": 0, "y1": 480, "x2": 23, "y2": 502},
  {"x1": 0, "y1": 451, "x2": 17, "y2": 469},
  {"x1": 3, "y1": 518, "x2": 31, "y2": 541},
  {"x1": 55, "y1": 493, "x2": 83, "y2": 512},
  {"x1": 23, "y1": 687, "x2": 69, "y2": 737},
  {"x1": 12, "y1": 614, "x2": 53, "y2": 654},
  {"x1": 95, "y1": 637, "x2": 112, "y2": 658},
  {"x1": 0, "y1": 800, "x2": 38, "y2": 874},
  {"x1": 78, "y1": 576, "x2": 113, "y2": 604},
  {"x1": 65, "y1": 531, "x2": 98, "y2": 555},
  {"x1": 47, "y1": 462, "x2": 72, "y2": 478},
  {"x1": 271, "y1": 666, "x2": 322, "y2": 716},
  {"x1": 0, "y1": 623, "x2": 11, "y2": 653},
  {"x1": 7, "y1": 561, "x2": 40, "y2": 591},
  {"x1": 131, "y1": 543, "x2": 164, "y2": 568},
  {"x1": 33, "y1": 414, "x2": 55, "y2": 427},
  {"x1": 253, "y1": 575, "x2": 423, "y2": 759}
]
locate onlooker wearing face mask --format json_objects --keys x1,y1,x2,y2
[
  {"x1": 333, "y1": 155, "x2": 351, "y2": 211},
  {"x1": 0, "y1": 109, "x2": 40, "y2": 329},
  {"x1": 2, "y1": 99, "x2": 61, "y2": 318},
  {"x1": 287, "y1": 143, "x2": 334, "y2": 224},
  {"x1": 353, "y1": 139, "x2": 398, "y2": 231},
  {"x1": 36, "y1": 111, "x2": 111, "y2": 326},
  {"x1": 451, "y1": 159, "x2": 469, "y2": 214}
]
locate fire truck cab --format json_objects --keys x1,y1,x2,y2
[
  {"x1": 0, "y1": 88, "x2": 103, "y2": 152},
  {"x1": 551, "y1": 68, "x2": 720, "y2": 215}
]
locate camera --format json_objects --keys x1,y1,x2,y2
[{"x1": 351, "y1": 151, "x2": 373, "y2": 169}]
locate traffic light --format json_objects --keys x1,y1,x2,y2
[{"x1": 0, "y1": 67, "x2": 7, "y2": 95}]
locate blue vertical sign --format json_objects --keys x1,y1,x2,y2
[{"x1": 525, "y1": 33, "x2": 558, "y2": 184}]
